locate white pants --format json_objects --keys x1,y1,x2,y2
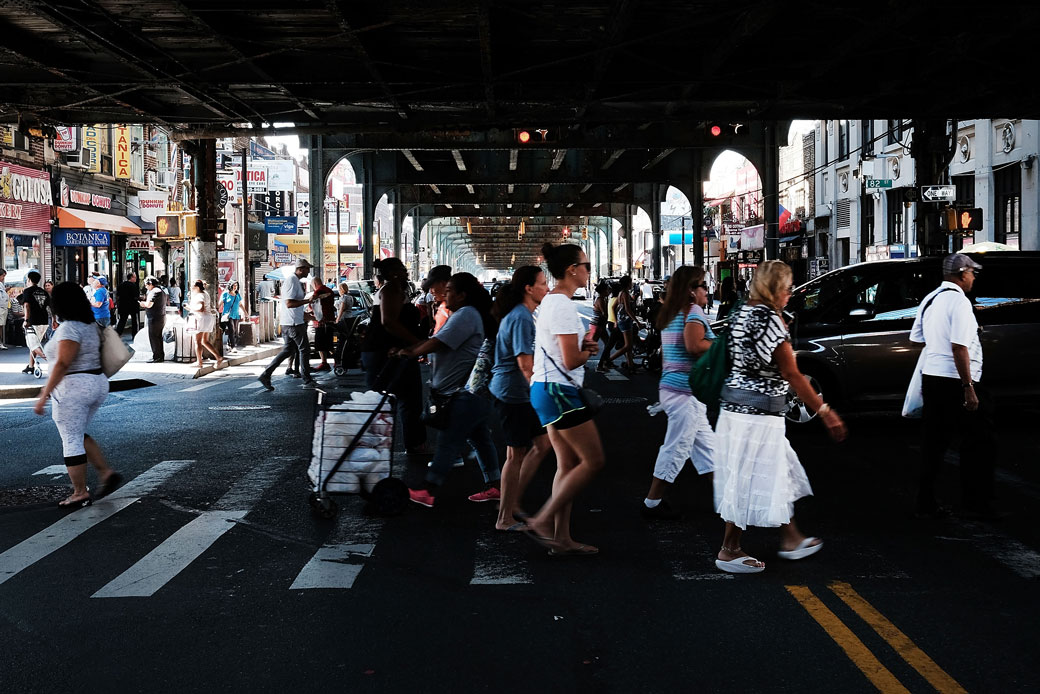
[
  {"x1": 652, "y1": 388, "x2": 716, "y2": 482},
  {"x1": 51, "y1": 373, "x2": 108, "y2": 458}
]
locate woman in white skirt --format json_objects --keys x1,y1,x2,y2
[
  {"x1": 713, "y1": 261, "x2": 846, "y2": 574},
  {"x1": 641, "y1": 265, "x2": 717, "y2": 520},
  {"x1": 33, "y1": 282, "x2": 122, "y2": 507},
  {"x1": 186, "y1": 280, "x2": 224, "y2": 369}
]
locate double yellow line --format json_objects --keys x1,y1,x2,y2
[{"x1": 786, "y1": 581, "x2": 967, "y2": 694}]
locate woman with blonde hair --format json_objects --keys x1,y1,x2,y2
[
  {"x1": 640, "y1": 265, "x2": 716, "y2": 520},
  {"x1": 713, "y1": 260, "x2": 846, "y2": 574},
  {"x1": 187, "y1": 280, "x2": 224, "y2": 369}
]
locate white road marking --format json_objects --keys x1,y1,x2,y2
[
  {"x1": 177, "y1": 380, "x2": 225, "y2": 392},
  {"x1": 32, "y1": 465, "x2": 68, "y2": 476},
  {"x1": 653, "y1": 524, "x2": 734, "y2": 581},
  {"x1": 291, "y1": 501, "x2": 382, "y2": 590},
  {"x1": 603, "y1": 371, "x2": 629, "y2": 381},
  {"x1": 942, "y1": 524, "x2": 1040, "y2": 579},
  {"x1": 470, "y1": 536, "x2": 533, "y2": 585},
  {"x1": 93, "y1": 457, "x2": 291, "y2": 598},
  {"x1": 239, "y1": 381, "x2": 265, "y2": 389},
  {"x1": 0, "y1": 460, "x2": 192, "y2": 586}
]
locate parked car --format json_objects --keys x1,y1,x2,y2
[{"x1": 775, "y1": 252, "x2": 1040, "y2": 423}]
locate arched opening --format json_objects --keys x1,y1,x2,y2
[
  {"x1": 660, "y1": 186, "x2": 694, "y2": 276},
  {"x1": 704, "y1": 150, "x2": 763, "y2": 289}
]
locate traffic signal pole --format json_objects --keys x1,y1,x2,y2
[{"x1": 911, "y1": 119, "x2": 958, "y2": 257}]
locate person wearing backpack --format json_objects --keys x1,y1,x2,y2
[
  {"x1": 32, "y1": 282, "x2": 122, "y2": 508},
  {"x1": 641, "y1": 266, "x2": 717, "y2": 521},
  {"x1": 712, "y1": 260, "x2": 846, "y2": 574}
]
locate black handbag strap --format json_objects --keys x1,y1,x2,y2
[{"x1": 541, "y1": 346, "x2": 582, "y2": 388}]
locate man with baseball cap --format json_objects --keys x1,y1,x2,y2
[
  {"x1": 258, "y1": 258, "x2": 316, "y2": 389},
  {"x1": 909, "y1": 252, "x2": 999, "y2": 520}
]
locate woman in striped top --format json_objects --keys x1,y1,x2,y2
[
  {"x1": 641, "y1": 266, "x2": 717, "y2": 520},
  {"x1": 713, "y1": 261, "x2": 846, "y2": 574}
]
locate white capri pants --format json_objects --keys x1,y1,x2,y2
[
  {"x1": 51, "y1": 373, "x2": 109, "y2": 458},
  {"x1": 652, "y1": 388, "x2": 716, "y2": 482}
]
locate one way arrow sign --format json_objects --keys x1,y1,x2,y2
[{"x1": 921, "y1": 185, "x2": 956, "y2": 202}]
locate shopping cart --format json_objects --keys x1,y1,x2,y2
[{"x1": 306, "y1": 359, "x2": 410, "y2": 519}]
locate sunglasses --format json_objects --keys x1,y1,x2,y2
[
  {"x1": 571, "y1": 262, "x2": 592, "y2": 271},
  {"x1": 691, "y1": 282, "x2": 709, "y2": 291}
]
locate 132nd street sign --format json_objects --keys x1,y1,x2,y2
[{"x1": 921, "y1": 185, "x2": 956, "y2": 202}]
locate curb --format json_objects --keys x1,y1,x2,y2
[{"x1": 191, "y1": 344, "x2": 283, "y2": 378}]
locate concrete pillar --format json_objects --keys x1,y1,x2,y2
[
  {"x1": 625, "y1": 205, "x2": 633, "y2": 276},
  {"x1": 605, "y1": 215, "x2": 614, "y2": 273},
  {"x1": 392, "y1": 191, "x2": 403, "y2": 259},
  {"x1": 307, "y1": 135, "x2": 325, "y2": 277},
  {"x1": 361, "y1": 154, "x2": 375, "y2": 279},
  {"x1": 649, "y1": 186, "x2": 663, "y2": 279}
]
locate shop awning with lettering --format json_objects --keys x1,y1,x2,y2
[{"x1": 57, "y1": 208, "x2": 142, "y2": 235}]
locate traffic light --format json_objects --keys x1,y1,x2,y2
[
  {"x1": 706, "y1": 122, "x2": 747, "y2": 137},
  {"x1": 940, "y1": 207, "x2": 984, "y2": 232},
  {"x1": 581, "y1": 226, "x2": 589, "y2": 240},
  {"x1": 515, "y1": 128, "x2": 552, "y2": 143}
]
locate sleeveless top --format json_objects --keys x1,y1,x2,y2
[{"x1": 361, "y1": 285, "x2": 422, "y2": 351}]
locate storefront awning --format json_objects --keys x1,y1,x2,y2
[{"x1": 57, "y1": 208, "x2": 142, "y2": 235}]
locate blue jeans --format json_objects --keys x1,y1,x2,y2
[{"x1": 427, "y1": 391, "x2": 499, "y2": 487}]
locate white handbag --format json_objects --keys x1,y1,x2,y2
[
  {"x1": 98, "y1": 325, "x2": 132, "y2": 377},
  {"x1": 901, "y1": 350, "x2": 926, "y2": 418}
]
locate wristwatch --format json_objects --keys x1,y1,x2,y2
[{"x1": 962, "y1": 381, "x2": 975, "y2": 389}]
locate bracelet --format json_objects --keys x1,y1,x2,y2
[
  {"x1": 962, "y1": 382, "x2": 974, "y2": 389},
  {"x1": 817, "y1": 403, "x2": 831, "y2": 416}
]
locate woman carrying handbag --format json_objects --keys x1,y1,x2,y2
[{"x1": 187, "y1": 280, "x2": 224, "y2": 369}]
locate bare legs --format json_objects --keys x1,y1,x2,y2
[
  {"x1": 716, "y1": 518, "x2": 819, "y2": 569},
  {"x1": 62, "y1": 435, "x2": 115, "y2": 505},
  {"x1": 496, "y1": 434, "x2": 551, "y2": 531},
  {"x1": 194, "y1": 333, "x2": 222, "y2": 368},
  {"x1": 524, "y1": 421, "x2": 604, "y2": 551},
  {"x1": 609, "y1": 329, "x2": 636, "y2": 369}
]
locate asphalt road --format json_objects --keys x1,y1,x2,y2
[{"x1": 1, "y1": 351, "x2": 1038, "y2": 693}]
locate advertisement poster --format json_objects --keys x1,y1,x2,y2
[{"x1": 53, "y1": 126, "x2": 78, "y2": 153}]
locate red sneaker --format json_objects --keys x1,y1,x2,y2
[
  {"x1": 467, "y1": 487, "x2": 501, "y2": 503},
  {"x1": 409, "y1": 488, "x2": 435, "y2": 508}
]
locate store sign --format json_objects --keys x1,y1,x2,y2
[
  {"x1": 127, "y1": 238, "x2": 153, "y2": 250},
  {"x1": 135, "y1": 191, "x2": 169, "y2": 223},
  {"x1": 265, "y1": 215, "x2": 297, "y2": 234},
  {"x1": 266, "y1": 159, "x2": 296, "y2": 192},
  {"x1": 272, "y1": 252, "x2": 294, "y2": 264},
  {"x1": 114, "y1": 125, "x2": 131, "y2": 180},
  {"x1": 217, "y1": 171, "x2": 240, "y2": 204},
  {"x1": 53, "y1": 126, "x2": 78, "y2": 152},
  {"x1": 0, "y1": 163, "x2": 51, "y2": 234},
  {"x1": 83, "y1": 126, "x2": 101, "y2": 173},
  {"x1": 740, "y1": 224, "x2": 764, "y2": 251},
  {"x1": 53, "y1": 230, "x2": 110, "y2": 247},
  {"x1": 59, "y1": 178, "x2": 112, "y2": 209}
]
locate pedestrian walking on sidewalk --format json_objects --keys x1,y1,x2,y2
[
  {"x1": 909, "y1": 253, "x2": 1000, "y2": 520},
  {"x1": 87, "y1": 276, "x2": 111, "y2": 327},
  {"x1": 17, "y1": 270, "x2": 50, "y2": 375},
  {"x1": 307, "y1": 276, "x2": 336, "y2": 371},
  {"x1": 139, "y1": 276, "x2": 167, "y2": 363},
  {"x1": 392, "y1": 272, "x2": 499, "y2": 508},
  {"x1": 489, "y1": 265, "x2": 552, "y2": 529},
  {"x1": 0, "y1": 268, "x2": 11, "y2": 350},
  {"x1": 360, "y1": 257, "x2": 426, "y2": 452},
  {"x1": 713, "y1": 261, "x2": 846, "y2": 574},
  {"x1": 186, "y1": 280, "x2": 224, "y2": 370},
  {"x1": 519, "y1": 242, "x2": 603, "y2": 556},
  {"x1": 219, "y1": 281, "x2": 245, "y2": 353},
  {"x1": 641, "y1": 266, "x2": 717, "y2": 521},
  {"x1": 608, "y1": 275, "x2": 638, "y2": 373},
  {"x1": 258, "y1": 258, "x2": 315, "y2": 390},
  {"x1": 32, "y1": 282, "x2": 122, "y2": 508},
  {"x1": 115, "y1": 272, "x2": 141, "y2": 336}
]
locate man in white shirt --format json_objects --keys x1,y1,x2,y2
[
  {"x1": 909, "y1": 252, "x2": 997, "y2": 520},
  {"x1": 258, "y1": 258, "x2": 315, "y2": 389}
]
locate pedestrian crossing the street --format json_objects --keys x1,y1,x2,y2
[{"x1": 2, "y1": 457, "x2": 1037, "y2": 598}]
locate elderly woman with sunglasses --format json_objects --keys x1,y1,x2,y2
[{"x1": 640, "y1": 266, "x2": 717, "y2": 521}]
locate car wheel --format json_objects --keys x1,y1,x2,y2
[{"x1": 785, "y1": 371, "x2": 825, "y2": 424}]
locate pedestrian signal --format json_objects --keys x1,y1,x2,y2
[
  {"x1": 940, "y1": 207, "x2": 984, "y2": 232},
  {"x1": 515, "y1": 128, "x2": 551, "y2": 143},
  {"x1": 706, "y1": 122, "x2": 747, "y2": 137},
  {"x1": 581, "y1": 227, "x2": 589, "y2": 240}
]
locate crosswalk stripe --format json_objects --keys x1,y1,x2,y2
[
  {"x1": 603, "y1": 371, "x2": 629, "y2": 381},
  {"x1": 470, "y1": 536, "x2": 532, "y2": 585},
  {"x1": 291, "y1": 502, "x2": 382, "y2": 590},
  {"x1": 0, "y1": 460, "x2": 192, "y2": 586},
  {"x1": 178, "y1": 380, "x2": 225, "y2": 392},
  {"x1": 239, "y1": 381, "x2": 265, "y2": 389},
  {"x1": 92, "y1": 458, "x2": 291, "y2": 598},
  {"x1": 32, "y1": 465, "x2": 67, "y2": 476}
]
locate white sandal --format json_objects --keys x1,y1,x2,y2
[
  {"x1": 777, "y1": 537, "x2": 823, "y2": 560},
  {"x1": 715, "y1": 555, "x2": 765, "y2": 574}
]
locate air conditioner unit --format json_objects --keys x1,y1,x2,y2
[{"x1": 160, "y1": 171, "x2": 177, "y2": 188}]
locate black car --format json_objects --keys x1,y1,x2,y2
[{"x1": 778, "y1": 252, "x2": 1040, "y2": 422}]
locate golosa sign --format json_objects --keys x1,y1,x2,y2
[{"x1": 0, "y1": 162, "x2": 52, "y2": 233}]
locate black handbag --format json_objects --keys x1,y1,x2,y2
[
  {"x1": 540, "y1": 348, "x2": 603, "y2": 414},
  {"x1": 421, "y1": 389, "x2": 457, "y2": 430}
]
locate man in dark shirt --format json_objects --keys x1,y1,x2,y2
[
  {"x1": 115, "y1": 272, "x2": 142, "y2": 336},
  {"x1": 138, "y1": 276, "x2": 167, "y2": 362},
  {"x1": 17, "y1": 270, "x2": 50, "y2": 374}
]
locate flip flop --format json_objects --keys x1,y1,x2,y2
[
  {"x1": 777, "y1": 537, "x2": 823, "y2": 561},
  {"x1": 511, "y1": 512, "x2": 558, "y2": 550},
  {"x1": 58, "y1": 496, "x2": 92, "y2": 509},
  {"x1": 96, "y1": 472, "x2": 123, "y2": 499},
  {"x1": 498, "y1": 522, "x2": 526, "y2": 532},
  {"x1": 548, "y1": 545, "x2": 599, "y2": 557},
  {"x1": 715, "y1": 555, "x2": 765, "y2": 574}
]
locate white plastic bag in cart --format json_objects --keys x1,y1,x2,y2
[{"x1": 309, "y1": 390, "x2": 395, "y2": 494}]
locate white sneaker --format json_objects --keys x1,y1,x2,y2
[{"x1": 0, "y1": 344, "x2": 8, "y2": 349}]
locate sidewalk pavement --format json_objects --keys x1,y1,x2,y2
[{"x1": 0, "y1": 337, "x2": 284, "y2": 399}]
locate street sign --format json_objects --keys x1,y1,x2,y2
[
  {"x1": 921, "y1": 185, "x2": 956, "y2": 202},
  {"x1": 216, "y1": 185, "x2": 229, "y2": 208},
  {"x1": 865, "y1": 179, "x2": 893, "y2": 189}
]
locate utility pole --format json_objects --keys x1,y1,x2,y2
[
  {"x1": 912, "y1": 119, "x2": 958, "y2": 257},
  {"x1": 240, "y1": 146, "x2": 250, "y2": 315}
]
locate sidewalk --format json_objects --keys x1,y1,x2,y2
[{"x1": 0, "y1": 336, "x2": 284, "y2": 399}]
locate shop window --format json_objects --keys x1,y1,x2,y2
[
  {"x1": 994, "y1": 166, "x2": 1020, "y2": 248},
  {"x1": 156, "y1": 130, "x2": 170, "y2": 173},
  {"x1": 886, "y1": 189, "x2": 904, "y2": 244},
  {"x1": 100, "y1": 126, "x2": 113, "y2": 176}
]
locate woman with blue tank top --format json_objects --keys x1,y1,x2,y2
[{"x1": 640, "y1": 266, "x2": 717, "y2": 521}]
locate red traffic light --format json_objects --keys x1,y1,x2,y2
[
  {"x1": 518, "y1": 130, "x2": 531, "y2": 144},
  {"x1": 710, "y1": 125, "x2": 722, "y2": 137}
]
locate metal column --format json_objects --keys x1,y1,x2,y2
[
  {"x1": 625, "y1": 205, "x2": 633, "y2": 276},
  {"x1": 307, "y1": 135, "x2": 325, "y2": 277},
  {"x1": 763, "y1": 123, "x2": 780, "y2": 261}
]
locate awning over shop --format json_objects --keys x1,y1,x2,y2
[
  {"x1": 57, "y1": 208, "x2": 141, "y2": 235},
  {"x1": 127, "y1": 215, "x2": 155, "y2": 232}
]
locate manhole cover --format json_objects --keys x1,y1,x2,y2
[
  {"x1": 602, "y1": 396, "x2": 648, "y2": 405},
  {"x1": 208, "y1": 405, "x2": 273, "y2": 411}
]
